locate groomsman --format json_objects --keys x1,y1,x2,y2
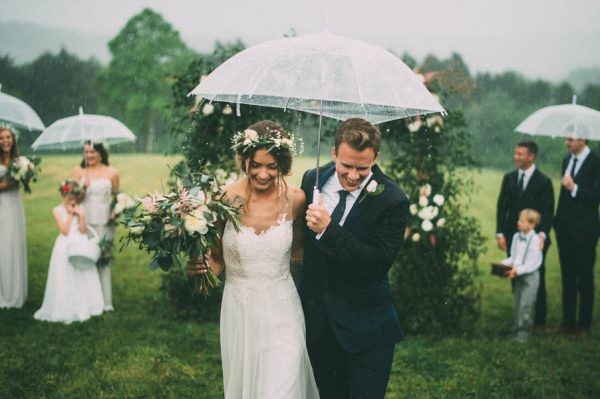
[
  {"x1": 496, "y1": 140, "x2": 554, "y2": 329},
  {"x1": 554, "y1": 138, "x2": 600, "y2": 337}
]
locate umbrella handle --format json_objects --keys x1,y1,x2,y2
[{"x1": 312, "y1": 187, "x2": 321, "y2": 205}]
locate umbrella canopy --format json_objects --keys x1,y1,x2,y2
[
  {"x1": 0, "y1": 85, "x2": 45, "y2": 132},
  {"x1": 515, "y1": 96, "x2": 600, "y2": 140},
  {"x1": 31, "y1": 107, "x2": 136, "y2": 151},
  {"x1": 188, "y1": 32, "x2": 445, "y2": 124}
]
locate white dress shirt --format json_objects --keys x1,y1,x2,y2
[
  {"x1": 564, "y1": 145, "x2": 591, "y2": 198},
  {"x1": 316, "y1": 171, "x2": 373, "y2": 238},
  {"x1": 501, "y1": 230, "x2": 543, "y2": 275},
  {"x1": 518, "y1": 164, "x2": 536, "y2": 191}
]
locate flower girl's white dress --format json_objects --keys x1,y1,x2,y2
[
  {"x1": 34, "y1": 205, "x2": 104, "y2": 324},
  {"x1": 220, "y1": 216, "x2": 319, "y2": 399}
]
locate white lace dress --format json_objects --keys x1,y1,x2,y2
[
  {"x1": 0, "y1": 164, "x2": 28, "y2": 308},
  {"x1": 33, "y1": 205, "x2": 104, "y2": 323},
  {"x1": 220, "y1": 217, "x2": 319, "y2": 399},
  {"x1": 82, "y1": 178, "x2": 114, "y2": 311}
]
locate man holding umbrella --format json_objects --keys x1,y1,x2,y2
[
  {"x1": 554, "y1": 137, "x2": 600, "y2": 337},
  {"x1": 300, "y1": 118, "x2": 410, "y2": 398}
]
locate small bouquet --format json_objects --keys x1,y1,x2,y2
[
  {"x1": 121, "y1": 163, "x2": 240, "y2": 296},
  {"x1": 8, "y1": 155, "x2": 41, "y2": 193},
  {"x1": 109, "y1": 191, "x2": 136, "y2": 225}
]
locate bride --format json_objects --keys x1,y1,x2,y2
[{"x1": 189, "y1": 120, "x2": 319, "y2": 399}]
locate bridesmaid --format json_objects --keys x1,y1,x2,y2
[
  {"x1": 0, "y1": 126, "x2": 28, "y2": 308},
  {"x1": 72, "y1": 140, "x2": 119, "y2": 311}
]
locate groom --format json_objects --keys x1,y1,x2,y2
[{"x1": 300, "y1": 118, "x2": 410, "y2": 398}]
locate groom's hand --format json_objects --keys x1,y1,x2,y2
[{"x1": 306, "y1": 196, "x2": 331, "y2": 234}]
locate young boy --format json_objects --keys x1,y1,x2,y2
[{"x1": 501, "y1": 208, "x2": 543, "y2": 342}]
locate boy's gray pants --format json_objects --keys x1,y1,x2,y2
[{"x1": 513, "y1": 270, "x2": 540, "y2": 340}]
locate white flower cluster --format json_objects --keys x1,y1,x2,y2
[
  {"x1": 113, "y1": 192, "x2": 136, "y2": 216},
  {"x1": 409, "y1": 183, "x2": 446, "y2": 242},
  {"x1": 10, "y1": 156, "x2": 33, "y2": 180},
  {"x1": 231, "y1": 128, "x2": 303, "y2": 156}
]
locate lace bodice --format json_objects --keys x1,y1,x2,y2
[
  {"x1": 82, "y1": 178, "x2": 112, "y2": 225},
  {"x1": 222, "y1": 217, "x2": 295, "y2": 303}
]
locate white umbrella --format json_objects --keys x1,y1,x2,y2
[
  {"x1": 31, "y1": 107, "x2": 136, "y2": 151},
  {"x1": 189, "y1": 32, "x2": 445, "y2": 193},
  {"x1": 0, "y1": 84, "x2": 45, "y2": 132},
  {"x1": 515, "y1": 95, "x2": 600, "y2": 140}
]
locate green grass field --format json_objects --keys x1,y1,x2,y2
[{"x1": 1, "y1": 154, "x2": 598, "y2": 398}]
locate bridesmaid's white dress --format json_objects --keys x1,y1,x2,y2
[
  {"x1": 33, "y1": 205, "x2": 104, "y2": 323},
  {"x1": 82, "y1": 178, "x2": 114, "y2": 311},
  {"x1": 220, "y1": 217, "x2": 319, "y2": 399},
  {"x1": 0, "y1": 164, "x2": 28, "y2": 308}
]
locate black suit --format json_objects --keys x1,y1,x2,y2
[
  {"x1": 299, "y1": 163, "x2": 409, "y2": 399},
  {"x1": 554, "y1": 150, "x2": 600, "y2": 330},
  {"x1": 496, "y1": 167, "x2": 554, "y2": 325}
]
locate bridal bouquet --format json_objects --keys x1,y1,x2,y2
[
  {"x1": 7, "y1": 155, "x2": 41, "y2": 193},
  {"x1": 121, "y1": 164, "x2": 240, "y2": 296}
]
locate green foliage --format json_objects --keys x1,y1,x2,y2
[
  {"x1": 383, "y1": 104, "x2": 485, "y2": 335},
  {"x1": 97, "y1": 8, "x2": 195, "y2": 152}
]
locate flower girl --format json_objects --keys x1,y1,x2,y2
[{"x1": 34, "y1": 180, "x2": 104, "y2": 323}]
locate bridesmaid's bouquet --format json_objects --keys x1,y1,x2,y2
[
  {"x1": 121, "y1": 164, "x2": 240, "y2": 296},
  {"x1": 8, "y1": 155, "x2": 41, "y2": 193}
]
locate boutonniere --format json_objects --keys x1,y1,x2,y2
[{"x1": 359, "y1": 180, "x2": 385, "y2": 203}]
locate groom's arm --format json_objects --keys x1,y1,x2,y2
[{"x1": 317, "y1": 195, "x2": 409, "y2": 281}]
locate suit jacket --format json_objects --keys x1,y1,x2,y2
[
  {"x1": 496, "y1": 168, "x2": 555, "y2": 249},
  {"x1": 299, "y1": 162, "x2": 410, "y2": 354},
  {"x1": 555, "y1": 150, "x2": 600, "y2": 240}
]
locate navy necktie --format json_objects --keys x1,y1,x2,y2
[
  {"x1": 570, "y1": 157, "x2": 578, "y2": 177},
  {"x1": 330, "y1": 190, "x2": 349, "y2": 226},
  {"x1": 517, "y1": 172, "x2": 525, "y2": 193}
]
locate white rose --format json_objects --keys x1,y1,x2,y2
[
  {"x1": 420, "y1": 184, "x2": 432, "y2": 197},
  {"x1": 273, "y1": 138, "x2": 282, "y2": 147},
  {"x1": 202, "y1": 103, "x2": 214, "y2": 115},
  {"x1": 184, "y1": 215, "x2": 208, "y2": 234},
  {"x1": 366, "y1": 180, "x2": 378, "y2": 193},
  {"x1": 418, "y1": 195, "x2": 428, "y2": 207},
  {"x1": 418, "y1": 206, "x2": 432, "y2": 221},
  {"x1": 281, "y1": 138, "x2": 293, "y2": 148},
  {"x1": 244, "y1": 129, "x2": 259, "y2": 141},
  {"x1": 409, "y1": 204, "x2": 418, "y2": 215},
  {"x1": 408, "y1": 120, "x2": 422, "y2": 133},
  {"x1": 421, "y1": 219, "x2": 433, "y2": 232},
  {"x1": 433, "y1": 194, "x2": 445, "y2": 206},
  {"x1": 114, "y1": 203, "x2": 125, "y2": 215},
  {"x1": 222, "y1": 104, "x2": 233, "y2": 115},
  {"x1": 436, "y1": 218, "x2": 446, "y2": 228},
  {"x1": 243, "y1": 138, "x2": 252, "y2": 146},
  {"x1": 411, "y1": 233, "x2": 421, "y2": 242}
]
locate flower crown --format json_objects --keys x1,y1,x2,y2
[
  {"x1": 59, "y1": 179, "x2": 85, "y2": 197},
  {"x1": 231, "y1": 128, "x2": 304, "y2": 156}
]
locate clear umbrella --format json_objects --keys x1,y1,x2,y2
[
  {"x1": 515, "y1": 95, "x2": 600, "y2": 140},
  {"x1": 31, "y1": 107, "x2": 136, "y2": 151},
  {"x1": 0, "y1": 84, "x2": 45, "y2": 132},
  {"x1": 189, "y1": 32, "x2": 445, "y2": 195}
]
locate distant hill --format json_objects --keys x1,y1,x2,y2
[{"x1": 0, "y1": 20, "x2": 111, "y2": 64}]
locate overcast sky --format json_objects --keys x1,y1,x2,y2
[{"x1": 1, "y1": 0, "x2": 599, "y2": 80}]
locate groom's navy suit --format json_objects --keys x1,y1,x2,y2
[{"x1": 299, "y1": 162, "x2": 409, "y2": 398}]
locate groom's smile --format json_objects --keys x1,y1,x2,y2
[{"x1": 332, "y1": 143, "x2": 378, "y2": 192}]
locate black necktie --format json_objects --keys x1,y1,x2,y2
[
  {"x1": 330, "y1": 190, "x2": 349, "y2": 226},
  {"x1": 517, "y1": 172, "x2": 524, "y2": 193},
  {"x1": 570, "y1": 157, "x2": 578, "y2": 177}
]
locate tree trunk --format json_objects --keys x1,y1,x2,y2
[{"x1": 145, "y1": 123, "x2": 155, "y2": 153}]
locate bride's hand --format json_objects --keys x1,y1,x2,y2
[{"x1": 187, "y1": 254, "x2": 211, "y2": 276}]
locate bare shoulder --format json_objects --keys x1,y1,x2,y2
[
  {"x1": 107, "y1": 166, "x2": 119, "y2": 178},
  {"x1": 288, "y1": 185, "x2": 306, "y2": 215},
  {"x1": 222, "y1": 180, "x2": 246, "y2": 207},
  {"x1": 72, "y1": 166, "x2": 84, "y2": 179}
]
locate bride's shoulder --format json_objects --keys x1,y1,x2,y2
[
  {"x1": 222, "y1": 181, "x2": 245, "y2": 207},
  {"x1": 287, "y1": 185, "x2": 306, "y2": 214}
]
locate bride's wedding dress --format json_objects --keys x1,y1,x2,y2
[{"x1": 220, "y1": 216, "x2": 319, "y2": 399}]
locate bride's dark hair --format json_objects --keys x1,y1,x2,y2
[
  {"x1": 236, "y1": 120, "x2": 294, "y2": 214},
  {"x1": 0, "y1": 126, "x2": 19, "y2": 162},
  {"x1": 80, "y1": 141, "x2": 109, "y2": 168}
]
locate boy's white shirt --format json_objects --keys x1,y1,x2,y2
[{"x1": 501, "y1": 230, "x2": 543, "y2": 275}]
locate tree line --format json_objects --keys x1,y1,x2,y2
[{"x1": 0, "y1": 7, "x2": 598, "y2": 171}]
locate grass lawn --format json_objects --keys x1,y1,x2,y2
[{"x1": 1, "y1": 154, "x2": 598, "y2": 398}]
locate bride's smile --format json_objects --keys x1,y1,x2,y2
[{"x1": 247, "y1": 149, "x2": 280, "y2": 192}]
